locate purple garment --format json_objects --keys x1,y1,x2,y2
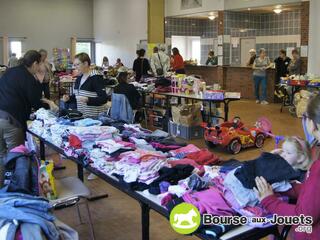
[
  {"x1": 160, "y1": 181, "x2": 171, "y2": 193},
  {"x1": 182, "y1": 187, "x2": 235, "y2": 215},
  {"x1": 150, "y1": 142, "x2": 182, "y2": 150}
]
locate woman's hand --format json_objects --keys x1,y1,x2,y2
[
  {"x1": 62, "y1": 95, "x2": 70, "y2": 102},
  {"x1": 77, "y1": 96, "x2": 89, "y2": 104},
  {"x1": 254, "y1": 176, "x2": 274, "y2": 201},
  {"x1": 41, "y1": 98, "x2": 59, "y2": 112}
]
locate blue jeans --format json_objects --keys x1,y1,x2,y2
[{"x1": 253, "y1": 75, "x2": 267, "y2": 101}]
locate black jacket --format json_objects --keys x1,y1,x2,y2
[
  {"x1": 133, "y1": 58, "x2": 151, "y2": 81},
  {"x1": 274, "y1": 56, "x2": 291, "y2": 84},
  {"x1": 114, "y1": 82, "x2": 141, "y2": 109},
  {"x1": 0, "y1": 65, "x2": 46, "y2": 129}
]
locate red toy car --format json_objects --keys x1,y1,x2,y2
[{"x1": 204, "y1": 117, "x2": 266, "y2": 154}]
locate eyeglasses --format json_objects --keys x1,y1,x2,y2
[{"x1": 303, "y1": 113, "x2": 319, "y2": 131}]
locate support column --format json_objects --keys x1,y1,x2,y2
[
  {"x1": 300, "y1": 1, "x2": 309, "y2": 74},
  {"x1": 148, "y1": 0, "x2": 164, "y2": 44},
  {"x1": 70, "y1": 36, "x2": 77, "y2": 62},
  {"x1": 3, "y1": 35, "x2": 9, "y2": 65},
  {"x1": 308, "y1": 0, "x2": 320, "y2": 75}
]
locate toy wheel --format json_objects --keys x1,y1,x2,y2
[
  {"x1": 255, "y1": 133, "x2": 265, "y2": 148},
  {"x1": 228, "y1": 139, "x2": 241, "y2": 154},
  {"x1": 205, "y1": 140, "x2": 216, "y2": 148}
]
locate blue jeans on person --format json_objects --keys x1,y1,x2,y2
[{"x1": 253, "y1": 75, "x2": 267, "y2": 101}]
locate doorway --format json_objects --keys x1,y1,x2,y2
[{"x1": 240, "y1": 38, "x2": 255, "y2": 66}]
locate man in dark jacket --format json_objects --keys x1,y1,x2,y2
[{"x1": 274, "y1": 49, "x2": 291, "y2": 84}]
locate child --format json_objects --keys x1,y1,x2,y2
[{"x1": 272, "y1": 136, "x2": 312, "y2": 172}]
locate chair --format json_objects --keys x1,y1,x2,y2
[{"x1": 51, "y1": 176, "x2": 95, "y2": 240}]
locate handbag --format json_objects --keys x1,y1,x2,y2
[{"x1": 156, "y1": 53, "x2": 164, "y2": 76}]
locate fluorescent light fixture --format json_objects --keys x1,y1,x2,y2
[
  {"x1": 208, "y1": 15, "x2": 216, "y2": 20},
  {"x1": 273, "y1": 8, "x2": 282, "y2": 14}
]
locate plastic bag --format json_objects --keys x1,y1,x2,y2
[{"x1": 39, "y1": 160, "x2": 57, "y2": 200}]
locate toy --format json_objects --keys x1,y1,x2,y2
[{"x1": 204, "y1": 117, "x2": 267, "y2": 154}]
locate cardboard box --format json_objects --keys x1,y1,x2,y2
[{"x1": 168, "y1": 121, "x2": 204, "y2": 140}]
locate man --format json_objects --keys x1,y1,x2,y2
[
  {"x1": 150, "y1": 44, "x2": 170, "y2": 77},
  {"x1": 274, "y1": 49, "x2": 291, "y2": 84},
  {"x1": 8, "y1": 53, "x2": 19, "y2": 68}
]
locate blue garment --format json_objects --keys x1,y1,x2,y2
[
  {"x1": 74, "y1": 118, "x2": 102, "y2": 127},
  {"x1": 0, "y1": 192, "x2": 59, "y2": 240},
  {"x1": 111, "y1": 93, "x2": 134, "y2": 123},
  {"x1": 253, "y1": 75, "x2": 267, "y2": 101}
]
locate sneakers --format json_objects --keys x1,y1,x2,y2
[
  {"x1": 87, "y1": 173, "x2": 98, "y2": 181},
  {"x1": 260, "y1": 101, "x2": 269, "y2": 105},
  {"x1": 255, "y1": 100, "x2": 260, "y2": 104}
]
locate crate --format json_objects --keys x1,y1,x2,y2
[{"x1": 168, "y1": 121, "x2": 204, "y2": 140}]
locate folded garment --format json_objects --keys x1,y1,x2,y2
[
  {"x1": 74, "y1": 118, "x2": 102, "y2": 127},
  {"x1": 234, "y1": 152, "x2": 301, "y2": 189},
  {"x1": 185, "y1": 149, "x2": 220, "y2": 165},
  {"x1": 148, "y1": 165, "x2": 194, "y2": 195},
  {"x1": 169, "y1": 144, "x2": 200, "y2": 158},
  {"x1": 186, "y1": 174, "x2": 211, "y2": 191},
  {"x1": 182, "y1": 187, "x2": 235, "y2": 215},
  {"x1": 168, "y1": 158, "x2": 204, "y2": 171}
]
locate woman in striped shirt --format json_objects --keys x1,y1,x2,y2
[{"x1": 62, "y1": 53, "x2": 107, "y2": 118}]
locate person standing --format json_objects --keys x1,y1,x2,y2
[
  {"x1": 274, "y1": 49, "x2": 291, "y2": 84},
  {"x1": 0, "y1": 50, "x2": 56, "y2": 186},
  {"x1": 8, "y1": 53, "x2": 19, "y2": 68},
  {"x1": 246, "y1": 49, "x2": 257, "y2": 67},
  {"x1": 288, "y1": 48, "x2": 301, "y2": 75},
  {"x1": 206, "y1": 50, "x2": 218, "y2": 66},
  {"x1": 62, "y1": 53, "x2": 108, "y2": 118},
  {"x1": 252, "y1": 48, "x2": 272, "y2": 105},
  {"x1": 171, "y1": 47, "x2": 185, "y2": 74},
  {"x1": 133, "y1": 49, "x2": 151, "y2": 81},
  {"x1": 150, "y1": 45, "x2": 170, "y2": 77},
  {"x1": 102, "y1": 56, "x2": 109, "y2": 69},
  {"x1": 36, "y1": 49, "x2": 53, "y2": 99}
]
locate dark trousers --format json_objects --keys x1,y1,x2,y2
[{"x1": 42, "y1": 82, "x2": 50, "y2": 99}]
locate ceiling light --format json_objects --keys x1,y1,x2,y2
[
  {"x1": 208, "y1": 15, "x2": 216, "y2": 20},
  {"x1": 273, "y1": 8, "x2": 282, "y2": 14}
]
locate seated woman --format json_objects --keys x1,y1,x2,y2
[
  {"x1": 255, "y1": 94, "x2": 320, "y2": 240},
  {"x1": 62, "y1": 52, "x2": 108, "y2": 118},
  {"x1": 113, "y1": 67, "x2": 141, "y2": 110}
]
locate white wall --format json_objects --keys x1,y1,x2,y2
[
  {"x1": 93, "y1": 0, "x2": 147, "y2": 67},
  {"x1": 165, "y1": 0, "x2": 224, "y2": 17},
  {"x1": 308, "y1": 0, "x2": 320, "y2": 75},
  {"x1": 0, "y1": 0, "x2": 93, "y2": 60}
]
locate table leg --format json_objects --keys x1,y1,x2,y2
[
  {"x1": 40, "y1": 140, "x2": 45, "y2": 161},
  {"x1": 77, "y1": 164, "x2": 84, "y2": 182},
  {"x1": 140, "y1": 202, "x2": 150, "y2": 240},
  {"x1": 224, "y1": 100, "x2": 229, "y2": 121}
]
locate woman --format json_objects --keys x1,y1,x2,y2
[
  {"x1": 288, "y1": 49, "x2": 301, "y2": 75},
  {"x1": 0, "y1": 50, "x2": 55, "y2": 186},
  {"x1": 114, "y1": 67, "x2": 141, "y2": 110},
  {"x1": 114, "y1": 58, "x2": 124, "y2": 69},
  {"x1": 255, "y1": 94, "x2": 320, "y2": 240},
  {"x1": 132, "y1": 49, "x2": 151, "y2": 82},
  {"x1": 206, "y1": 50, "x2": 218, "y2": 66},
  {"x1": 102, "y1": 56, "x2": 109, "y2": 69},
  {"x1": 171, "y1": 47, "x2": 185, "y2": 74},
  {"x1": 62, "y1": 52, "x2": 108, "y2": 118},
  {"x1": 36, "y1": 49, "x2": 53, "y2": 99},
  {"x1": 252, "y1": 48, "x2": 272, "y2": 105},
  {"x1": 274, "y1": 49, "x2": 291, "y2": 85}
]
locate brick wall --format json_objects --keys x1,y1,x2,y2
[{"x1": 185, "y1": 66, "x2": 276, "y2": 102}]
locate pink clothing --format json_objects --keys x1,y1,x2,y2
[
  {"x1": 185, "y1": 149, "x2": 220, "y2": 165},
  {"x1": 169, "y1": 144, "x2": 200, "y2": 156},
  {"x1": 182, "y1": 187, "x2": 234, "y2": 215},
  {"x1": 168, "y1": 159, "x2": 204, "y2": 171},
  {"x1": 11, "y1": 145, "x2": 29, "y2": 154},
  {"x1": 261, "y1": 159, "x2": 320, "y2": 240}
]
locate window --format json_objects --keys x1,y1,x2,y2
[
  {"x1": 171, "y1": 36, "x2": 201, "y2": 63},
  {"x1": 10, "y1": 41, "x2": 22, "y2": 59},
  {"x1": 76, "y1": 42, "x2": 92, "y2": 58}
]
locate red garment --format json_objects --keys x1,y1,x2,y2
[
  {"x1": 172, "y1": 54, "x2": 184, "y2": 71},
  {"x1": 261, "y1": 159, "x2": 320, "y2": 240},
  {"x1": 68, "y1": 134, "x2": 82, "y2": 149},
  {"x1": 186, "y1": 149, "x2": 220, "y2": 165}
]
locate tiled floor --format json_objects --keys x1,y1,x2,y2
[{"x1": 52, "y1": 100, "x2": 302, "y2": 240}]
